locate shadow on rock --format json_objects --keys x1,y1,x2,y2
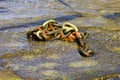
[{"x1": 0, "y1": 14, "x2": 83, "y2": 31}]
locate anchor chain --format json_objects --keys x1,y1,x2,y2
[{"x1": 27, "y1": 20, "x2": 94, "y2": 57}]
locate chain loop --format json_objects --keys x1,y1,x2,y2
[
  {"x1": 42, "y1": 20, "x2": 58, "y2": 28},
  {"x1": 62, "y1": 22, "x2": 78, "y2": 33},
  {"x1": 27, "y1": 20, "x2": 94, "y2": 57}
]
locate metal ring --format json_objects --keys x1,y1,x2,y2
[
  {"x1": 83, "y1": 43, "x2": 89, "y2": 51},
  {"x1": 33, "y1": 31, "x2": 44, "y2": 40},
  {"x1": 79, "y1": 47, "x2": 90, "y2": 57},
  {"x1": 62, "y1": 22, "x2": 78, "y2": 33},
  {"x1": 42, "y1": 20, "x2": 58, "y2": 28}
]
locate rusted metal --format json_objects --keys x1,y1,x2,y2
[{"x1": 27, "y1": 20, "x2": 94, "y2": 57}]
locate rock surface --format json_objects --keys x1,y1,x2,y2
[{"x1": 0, "y1": 0, "x2": 120, "y2": 80}]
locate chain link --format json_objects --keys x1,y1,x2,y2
[{"x1": 27, "y1": 20, "x2": 94, "y2": 57}]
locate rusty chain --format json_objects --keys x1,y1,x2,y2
[{"x1": 27, "y1": 20, "x2": 94, "y2": 57}]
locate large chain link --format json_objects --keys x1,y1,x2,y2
[{"x1": 27, "y1": 20, "x2": 94, "y2": 57}]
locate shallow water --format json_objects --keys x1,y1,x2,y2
[{"x1": 0, "y1": 0, "x2": 120, "y2": 80}]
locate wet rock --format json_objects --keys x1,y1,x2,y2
[
  {"x1": 103, "y1": 13, "x2": 120, "y2": 19},
  {"x1": 0, "y1": 7, "x2": 9, "y2": 13},
  {"x1": 0, "y1": 0, "x2": 6, "y2": 2},
  {"x1": 0, "y1": 70, "x2": 22, "y2": 80},
  {"x1": 91, "y1": 73, "x2": 120, "y2": 80},
  {"x1": 0, "y1": 0, "x2": 120, "y2": 79}
]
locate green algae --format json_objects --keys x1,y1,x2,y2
[
  {"x1": 0, "y1": 70, "x2": 22, "y2": 80},
  {"x1": 91, "y1": 73, "x2": 120, "y2": 80},
  {"x1": 46, "y1": 54, "x2": 61, "y2": 60},
  {"x1": 0, "y1": 48, "x2": 49, "y2": 59},
  {"x1": 110, "y1": 47, "x2": 120, "y2": 53},
  {"x1": 68, "y1": 59, "x2": 98, "y2": 68},
  {"x1": 40, "y1": 63, "x2": 60, "y2": 69},
  {"x1": 24, "y1": 66, "x2": 39, "y2": 71},
  {"x1": 42, "y1": 70, "x2": 59, "y2": 76}
]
